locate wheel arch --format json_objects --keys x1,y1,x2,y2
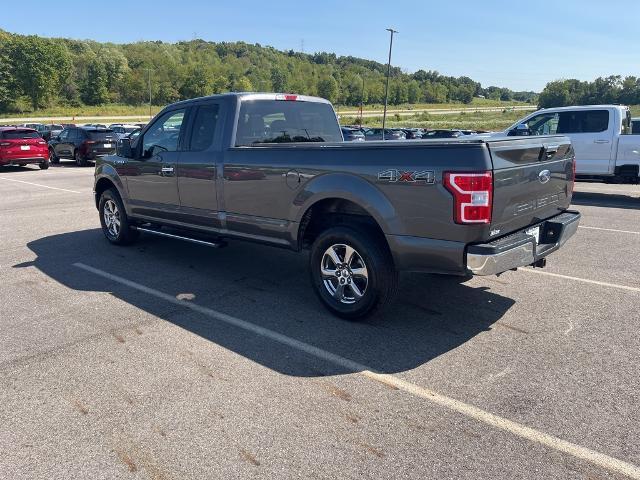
[{"x1": 292, "y1": 173, "x2": 400, "y2": 250}]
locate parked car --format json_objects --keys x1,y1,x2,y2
[
  {"x1": 49, "y1": 127, "x2": 117, "y2": 166},
  {"x1": 61, "y1": 123, "x2": 76, "y2": 129},
  {"x1": 94, "y1": 92, "x2": 580, "y2": 319},
  {"x1": 422, "y1": 129, "x2": 464, "y2": 139},
  {"x1": 0, "y1": 127, "x2": 49, "y2": 169},
  {"x1": 41, "y1": 124, "x2": 64, "y2": 141},
  {"x1": 505, "y1": 105, "x2": 639, "y2": 183},
  {"x1": 402, "y1": 128, "x2": 425, "y2": 139},
  {"x1": 109, "y1": 124, "x2": 140, "y2": 139},
  {"x1": 363, "y1": 128, "x2": 404, "y2": 141},
  {"x1": 341, "y1": 127, "x2": 365, "y2": 141}
]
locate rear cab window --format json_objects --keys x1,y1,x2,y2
[{"x1": 235, "y1": 99, "x2": 342, "y2": 146}]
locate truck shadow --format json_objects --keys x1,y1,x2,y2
[
  {"x1": 22, "y1": 229, "x2": 515, "y2": 377},
  {"x1": 572, "y1": 191, "x2": 639, "y2": 210}
]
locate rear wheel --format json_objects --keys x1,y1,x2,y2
[
  {"x1": 99, "y1": 189, "x2": 139, "y2": 245},
  {"x1": 49, "y1": 148, "x2": 59, "y2": 165},
  {"x1": 309, "y1": 226, "x2": 398, "y2": 320},
  {"x1": 39, "y1": 159, "x2": 49, "y2": 170},
  {"x1": 74, "y1": 149, "x2": 87, "y2": 167}
]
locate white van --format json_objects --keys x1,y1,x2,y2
[{"x1": 504, "y1": 105, "x2": 639, "y2": 183}]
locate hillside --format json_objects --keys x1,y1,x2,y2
[{"x1": 0, "y1": 29, "x2": 536, "y2": 113}]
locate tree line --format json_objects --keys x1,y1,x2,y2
[
  {"x1": 0, "y1": 29, "x2": 537, "y2": 113},
  {"x1": 538, "y1": 76, "x2": 640, "y2": 108}
]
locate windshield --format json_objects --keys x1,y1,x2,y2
[{"x1": 235, "y1": 100, "x2": 342, "y2": 146}]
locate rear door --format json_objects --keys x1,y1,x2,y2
[
  {"x1": 122, "y1": 109, "x2": 187, "y2": 220},
  {"x1": 488, "y1": 136, "x2": 574, "y2": 236},
  {"x1": 557, "y1": 109, "x2": 613, "y2": 175},
  {"x1": 176, "y1": 102, "x2": 224, "y2": 228}
]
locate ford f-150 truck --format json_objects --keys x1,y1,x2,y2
[{"x1": 94, "y1": 92, "x2": 580, "y2": 319}]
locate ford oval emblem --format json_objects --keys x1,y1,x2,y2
[{"x1": 538, "y1": 169, "x2": 551, "y2": 184}]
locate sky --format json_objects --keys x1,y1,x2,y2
[{"x1": 1, "y1": 0, "x2": 638, "y2": 92}]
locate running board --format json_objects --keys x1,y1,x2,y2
[{"x1": 133, "y1": 226, "x2": 226, "y2": 248}]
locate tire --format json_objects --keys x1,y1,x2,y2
[
  {"x1": 309, "y1": 225, "x2": 398, "y2": 320},
  {"x1": 74, "y1": 149, "x2": 87, "y2": 167},
  {"x1": 98, "y1": 188, "x2": 139, "y2": 245},
  {"x1": 49, "y1": 148, "x2": 59, "y2": 165},
  {"x1": 39, "y1": 160, "x2": 49, "y2": 170},
  {"x1": 18, "y1": 163, "x2": 26, "y2": 167}
]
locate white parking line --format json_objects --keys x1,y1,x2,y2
[
  {"x1": 0, "y1": 176, "x2": 83, "y2": 194},
  {"x1": 579, "y1": 226, "x2": 640, "y2": 235},
  {"x1": 522, "y1": 268, "x2": 640, "y2": 293},
  {"x1": 74, "y1": 261, "x2": 640, "y2": 479}
]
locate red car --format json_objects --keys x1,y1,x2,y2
[{"x1": 0, "y1": 127, "x2": 49, "y2": 169}]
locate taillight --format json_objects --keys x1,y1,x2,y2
[
  {"x1": 569, "y1": 157, "x2": 576, "y2": 196},
  {"x1": 443, "y1": 171, "x2": 493, "y2": 224},
  {"x1": 0, "y1": 142, "x2": 10, "y2": 147},
  {"x1": 37, "y1": 140, "x2": 46, "y2": 145}
]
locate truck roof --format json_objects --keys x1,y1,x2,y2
[
  {"x1": 538, "y1": 104, "x2": 628, "y2": 112},
  {"x1": 168, "y1": 92, "x2": 333, "y2": 109}
]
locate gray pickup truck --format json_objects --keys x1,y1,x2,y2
[{"x1": 94, "y1": 92, "x2": 580, "y2": 319}]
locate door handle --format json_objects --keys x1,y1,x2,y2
[
  {"x1": 160, "y1": 166, "x2": 174, "y2": 176},
  {"x1": 594, "y1": 139, "x2": 610, "y2": 144}
]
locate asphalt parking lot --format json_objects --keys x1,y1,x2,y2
[{"x1": 0, "y1": 165, "x2": 638, "y2": 479}]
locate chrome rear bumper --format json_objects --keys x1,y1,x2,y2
[{"x1": 466, "y1": 211, "x2": 581, "y2": 276}]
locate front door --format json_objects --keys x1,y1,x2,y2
[{"x1": 124, "y1": 109, "x2": 186, "y2": 221}]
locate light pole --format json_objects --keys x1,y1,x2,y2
[
  {"x1": 147, "y1": 68, "x2": 153, "y2": 120},
  {"x1": 382, "y1": 28, "x2": 398, "y2": 140},
  {"x1": 359, "y1": 76, "x2": 364, "y2": 127}
]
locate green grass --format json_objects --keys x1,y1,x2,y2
[
  {"x1": 342, "y1": 109, "x2": 528, "y2": 131},
  {"x1": 0, "y1": 104, "x2": 162, "y2": 119},
  {"x1": 336, "y1": 98, "x2": 532, "y2": 112}
]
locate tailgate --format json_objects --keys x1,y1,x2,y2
[{"x1": 487, "y1": 135, "x2": 574, "y2": 235}]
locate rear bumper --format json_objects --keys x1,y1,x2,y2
[
  {"x1": 466, "y1": 211, "x2": 581, "y2": 276},
  {"x1": 0, "y1": 156, "x2": 47, "y2": 166}
]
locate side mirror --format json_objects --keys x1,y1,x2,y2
[
  {"x1": 512, "y1": 123, "x2": 530, "y2": 136},
  {"x1": 116, "y1": 138, "x2": 134, "y2": 158}
]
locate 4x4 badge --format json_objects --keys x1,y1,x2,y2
[{"x1": 378, "y1": 169, "x2": 435, "y2": 184}]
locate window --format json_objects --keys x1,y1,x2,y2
[
  {"x1": 556, "y1": 110, "x2": 609, "y2": 134},
  {"x1": 189, "y1": 104, "x2": 220, "y2": 151},
  {"x1": 235, "y1": 100, "x2": 342, "y2": 146},
  {"x1": 631, "y1": 120, "x2": 640, "y2": 134},
  {"x1": 527, "y1": 113, "x2": 559, "y2": 135},
  {"x1": 59, "y1": 130, "x2": 69, "y2": 141},
  {"x1": 1, "y1": 129, "x2": 40, "y2": 139},
  {"x1": 142, "y1": 109, "x2": 185, "y2": 157}
]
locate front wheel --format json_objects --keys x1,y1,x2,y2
[
  {"x1": 99, "y1": 189, "x2": 139, "y2": 245},
  {"x1": 309, "y1": 226, "x2": 398, "y2": 320}
]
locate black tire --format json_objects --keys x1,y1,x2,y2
[
  {"x1": 74, "y1": 149, "x2": 87, "y2": 167},
  {"x1": 309, "y1": 225, "x2": 398, "y2": 320},
  {"x1": 18, "y1": 163, "x2": 27, "y2": 167},
  {"x1": 49, "y1": 148, "x2": 59, "y2": 165},
  {"x1": 39, "y1": 160, "x2": 49, "y2": 170},
  {"x1": 98, "y1": 188, "x2": 139, "y2": 245}
]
